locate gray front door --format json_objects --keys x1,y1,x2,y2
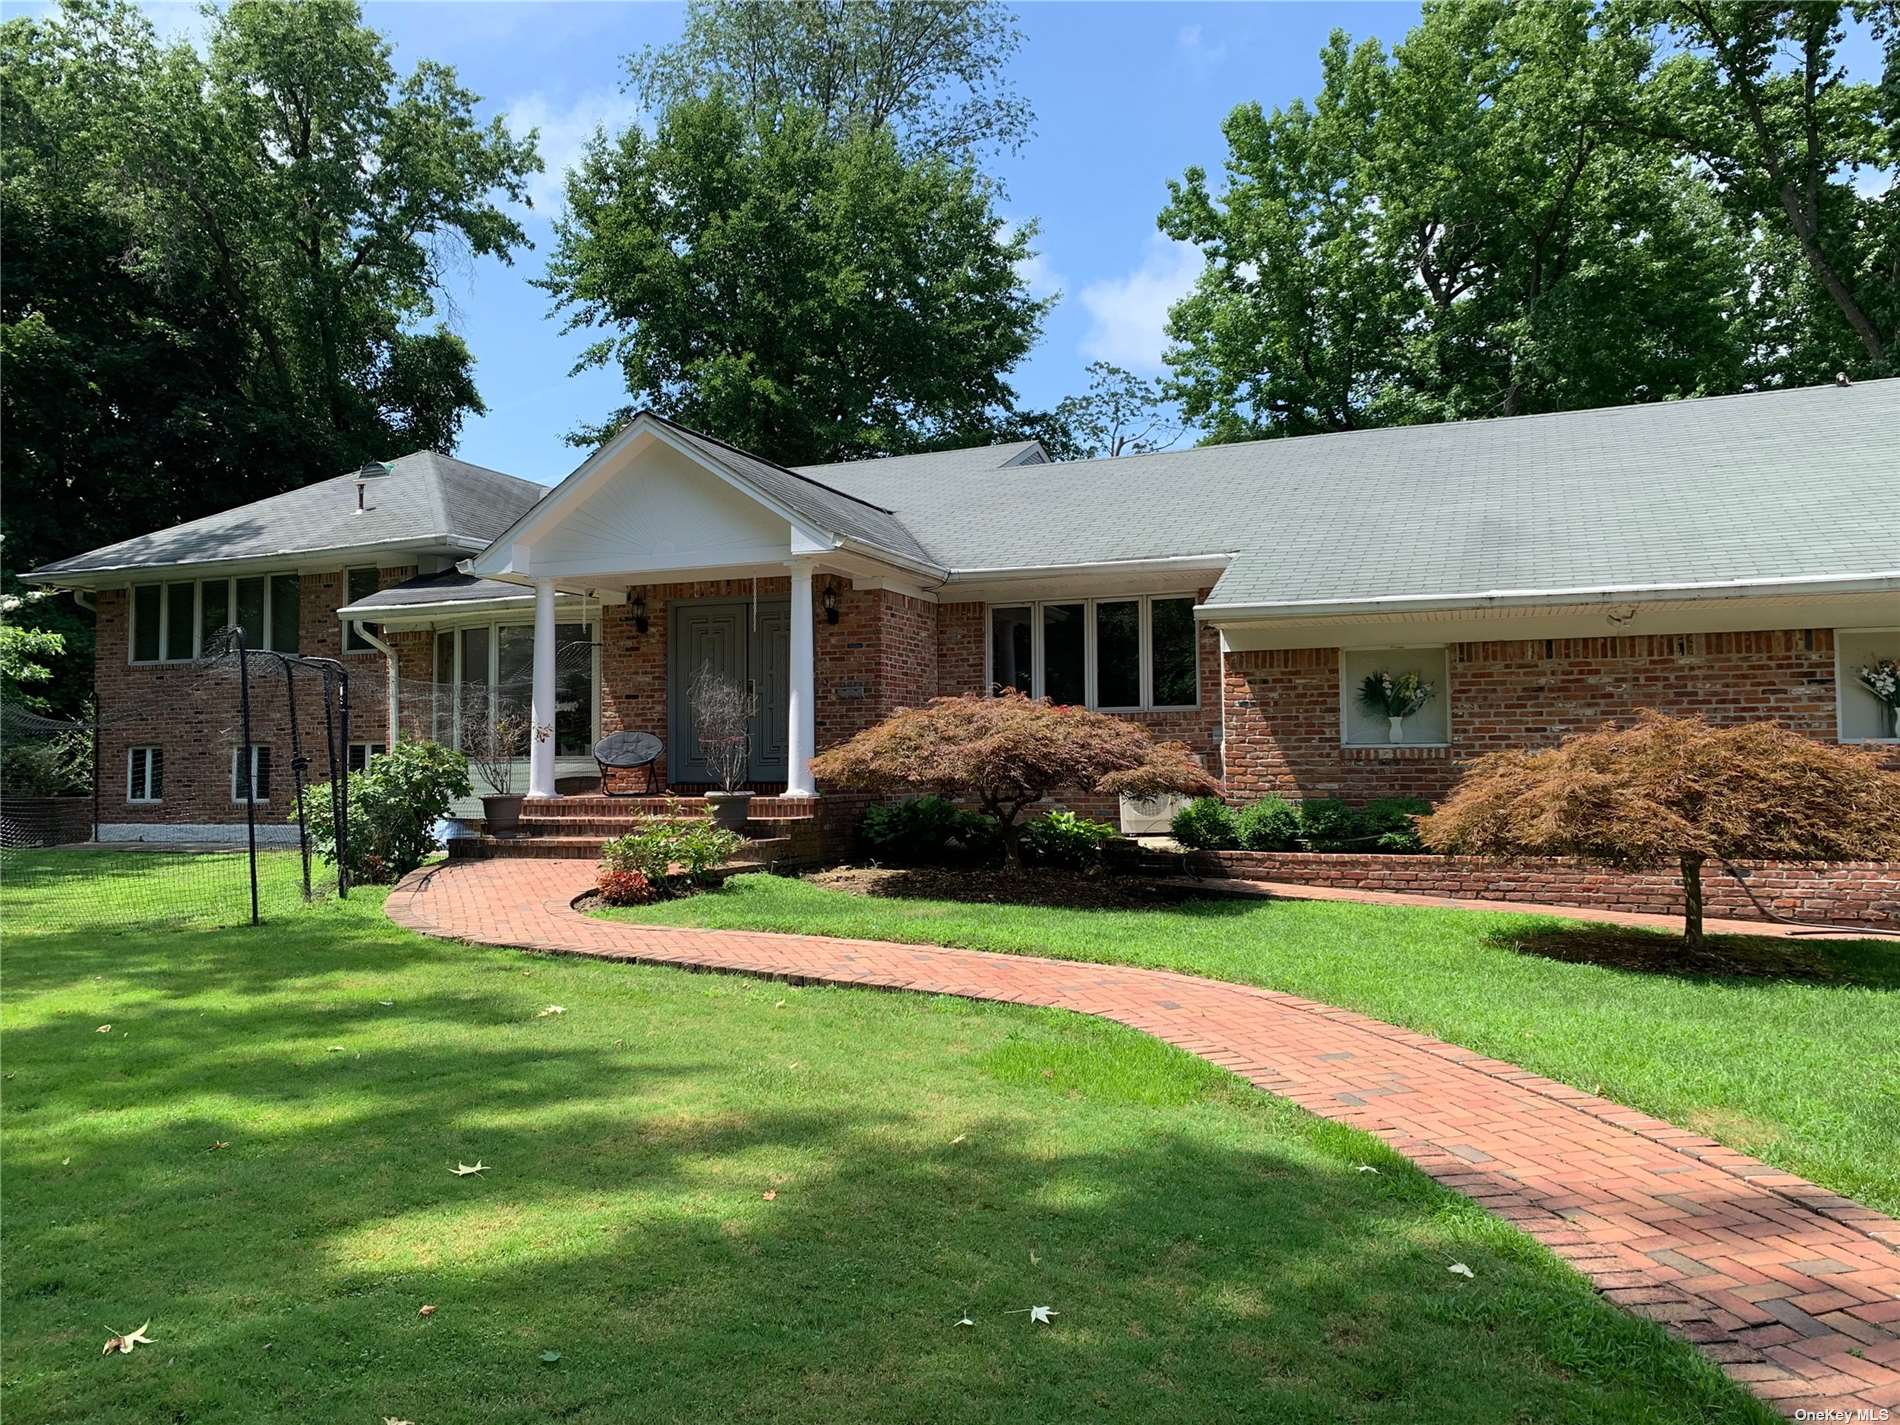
[{"x1": 668, "y1": 599, "x2": 790, "y2": 784}]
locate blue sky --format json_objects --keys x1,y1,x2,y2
[{"x1": 95, "y1": 0, "x2": 1428, "y2": 483}]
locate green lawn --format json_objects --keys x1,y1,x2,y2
[
  {"x1": 608, "y1": 872, "x2": 1900, "y2": 1216},
  {"x1": 0, "y1": 852, "x2": 1769, "y2": 1423}
]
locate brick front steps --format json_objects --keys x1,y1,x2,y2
[
  {"x1": 388, "y1": 857, "x2": 1900, "y2": 1420},
  {"x1": 1113, "y1": 848, "x2": 1900, "y2": 931},
  {"x1": 450, "y1": 793, "x2": 825, "y2": 865}
]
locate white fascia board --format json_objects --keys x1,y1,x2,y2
[
  {"x1": 1198, "y1": 571, "x2": 1900, "y2": 622},
  {"x1": 23, "y1": 536, "x2": 486, "y2": 590},
  {"x1": 945, "y1": 552, "x2": 1235, "y2": 583}
]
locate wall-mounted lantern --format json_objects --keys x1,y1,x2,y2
[
  {"x1": 630, "y1": 591, "x2": 650, "y2": 636},
  {"x1": 822, "y1": 582, "x2": 840, "y2": 625}
]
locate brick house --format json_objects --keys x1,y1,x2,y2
[{"x1": 23, "y1": 378, "x2": 1900, "y2": 843}]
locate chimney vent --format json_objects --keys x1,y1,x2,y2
[{"x1": 354, "y1": 460, "x2": 390, "y2": 512}]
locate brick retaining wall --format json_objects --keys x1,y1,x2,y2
[{"x1": 1164, "y1": 850, "x2": 1900, "y2": 930}]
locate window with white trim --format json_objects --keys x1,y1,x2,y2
[
  {"x1": 127, "y1": 746, "x2": 163, "y2": 803},
  {"x1": 1339, "y1": 647, "x2": 1452, "y2": 747},
  {"x1": 347, "y1": 741, "x2": 387, "y2": 773},
  {"x1": 232, "y1": 746, "x2": 272, "y2": 804},
  {"x1": 342, "y1": 567, "x2": 380, "y2": 651},
  {"x1": 986, "y1": 595, "x2": 1199, "y2": 710},
  {"x1": 1837, "y1": 628, "x2": 1900, "y2": 743},
  {"x1": 129, "y1": 573, "x2": 300, "y2": 663},
  {"x1": 437, "y1": 620, "x2": 598, "y2": 756}
]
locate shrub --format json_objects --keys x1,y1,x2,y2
[
  {"x1": 1019, "y1": 810, "x2": 1117, "y2": 869},
  {"x1": 860, "y1": 795, "x2": 964, "y2": 863},
  {"x1": 1424, "y1": 712, "x2": 1900, "y2": 945},
  {"x1": 812, "y1": 690, "x2": 1216, "y2": 867},
  {"x1": 1360, "y1": 798, "x2": 1429, "y2": 853},
  {"x1": 1236, "y1": 796, "x2": 1300, "y2": 851},
  {"x1": 1297, "y1": 798, "x2": 1363, "y2": 852},
  {"x1": 600, "y1": 817, "x2": 745, "y2": 890},
  {"x1": 303, "y1": 739, "x2": 472, "y2": 885},
  {"x1": 951, "y1": 809, "x2": 1003, "y2": 859},
  {"x1": 596, "y1": 867, "x2": 658, "y2": 906},
  {"x1": 1171, "y1": 795, "x2": 1240, "y2": 850}
]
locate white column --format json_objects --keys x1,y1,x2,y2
[
  {"x1": 786, "y1": 560, "x2": 818, "y2": 797},
  {"x1": 529, "y1": 578, "x2": 558, "y2": 799}
]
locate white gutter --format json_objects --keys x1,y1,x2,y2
[
  {"x1": 1198, "y1": 570, "x2": 1900, "y2": 622},
  {"x1": 946, "y1": 552, "x2": 1236, "y2": 582},
  {"x1": 22, "y1": 534, "x2": 494, "y2": 589},
  {"x1": 350, "y1": 621, "x2": 401, "y2": 748},
  {"x1": 337, "y1": 594, "x2": 539, "y2": 620}
]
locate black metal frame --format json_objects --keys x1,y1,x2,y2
[{"x1": 227, "y1": 629, "x2": 350, "y2": 924}]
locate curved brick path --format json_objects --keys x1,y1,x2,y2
[{"x1": 388, "y1": 857, "x2": 1900, "y2": 1417}]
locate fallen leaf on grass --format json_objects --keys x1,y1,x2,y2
[
  {"x1": 539, "y1": 1350, "x2": 562, "y2": 1364},
  {"x1": 761, "y1": 1190, "x2": 777, "y2": 1201},
  {"x1": 95, "y1": 1025, "x2": 111, "y2": 1034},
  {"x1": 378, "y1": 1000, "x2": 395, "y2": 1007},
  {"x1": 325, "y1": 1046, "x2": 345, "y2": 1053},
  {"x1": 1008, "y1": 1305, "x2": 1057, "y2": 1325},
  {"x1": 536, "y1": 1005, "x2": 566, "y2": 1017},
  {"x1": 417, "y1": 1305, "x2": 436, "y2": 1318},
  {"x1": 954, "y1": 1312, "x2": 974, "y2": 1328},
  {"x1": 949, "y1": 1134, "x2": 966, "y2": 1145},
  {"x1": 1355, "y1": 1165, "x2": 1379, "y2": 1174},
  {"x1": 102, "y1": 1322, "x2": 154, "y2": 1355},
  {"x1": 450, "y1": 1161, "x2": 488, "y2": 1177},
  {"x1": 383, "y1": 1418, "x2": 415, "y2": 1425},
  {"x1": 1447, "y1": 1262, "x2": 1474, "y2": 1279},
  {"x1": 62, "y1": 1157, "x2": 71, "y2": 1166}
]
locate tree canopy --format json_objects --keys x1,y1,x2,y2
[
  {"x1": 1422, "y1": 712, "x2": 1900, "y2": 944},
  {"x1": 1046, "y1": 363, "x2": 1184, "y2": 460},
  {"x1": 0, "y1": 0, "x2": 540, "y2": 580},
  {"x1": 543, "y1": 91, "x2": 1049, "y2": 463},
  {"x1": 1158, "y1": 0, "x2": 1893, "y2": 442},
  {"x1": 627, "y1": 0, "x2": 1032, "y2": 160}
]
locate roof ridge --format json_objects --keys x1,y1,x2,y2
[
  {"x1": 1038, "y1": 376, "x2": 1899, "y2": 471},
  {"x1": 792, "y1": 437, "x2": 1042, "y2": 473}
]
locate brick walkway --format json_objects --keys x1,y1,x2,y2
[{"x1": 388, "y1": 857, "x2": 1900, "y2": 1418}]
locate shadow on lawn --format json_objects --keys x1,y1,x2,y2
[
  {"x1": 0, "y1": 920, "x2": 1763, "y2": 1425},
  {"x1": 1480, "y1": 920, "x2": 1900, "y2": 989},
  {"x1": 801, "y1": 864, "x2": 1250, "y2": 914}
]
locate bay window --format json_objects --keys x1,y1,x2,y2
[{"x1": 986, "y1": 594, "x2": 1199, "y2": 710}]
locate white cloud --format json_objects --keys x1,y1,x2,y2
[
  {"x1": 1077, "y1": 237, "x2": 1203, "y2": 373},
  {"x1": 503, "y1": 89, "x2": 643, "y2": 219},
  {"x1": 1176, "y1": 23, "x2": 1229, "y2": 71}
]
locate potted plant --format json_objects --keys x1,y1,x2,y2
[
  {"x1": 1859, "y1": 656, "x2": 1900, "y2": 739},
  {"x1": 689, "y1": 662, "x2": 756, "y2": 831},
  {"x1": 462, "y1": 704, "x2": 534, "y2": 836},
  {"x1": 1357, "y1": 669, "x2": 1436, "y2": 743}
]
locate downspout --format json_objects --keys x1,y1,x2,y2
[{"x1": 350, "y1": 620, "x2": 401, "y2": 748}]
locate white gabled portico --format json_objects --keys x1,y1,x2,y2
[{"x1": 464, "y1": 412, "x2": 942, "y2": 798}]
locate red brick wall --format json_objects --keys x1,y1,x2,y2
[
  {"x1": 1175, "y1": 850, "x2": 1900, "y2": 930},
  {"x1": 94, "y1": 566, "x2": 414, "y2": 830},
  {"x1": 1223, "y1": 629, "x2": 1843, "y2": 804}
]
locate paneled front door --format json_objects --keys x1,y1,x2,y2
[{"x1": 668, "y1": 599, "x2": 791, "y2": 784}]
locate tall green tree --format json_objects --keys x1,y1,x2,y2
[
  {"x1": 0, "y1": 0, "x2": 540, "y2": 581},
  {"x1": 1614, "y1": 0, "x2": 1896, "y2": 375},
  {"x1": 1049, "y1": 362, "x2": 1184, "y2": 458},
  {"x1": 1161, "y1": 1, "x2": 1752, "y2": 440},
  {"x1": 628, "y1": 0, "x2": 1032, "y2": 160},
  {"x1": 542, "y1": 91, "x2": 1049, "y2": 464}
]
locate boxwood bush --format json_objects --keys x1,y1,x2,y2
[
  {"x1": 1236, "y1": 795, "x2": 1300, "y2": 851},
  {"x1": 1171, "y1": 795, "x2": 1241, "y2": 850}
]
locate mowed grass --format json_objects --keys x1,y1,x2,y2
[
  {"x1": 0, "y1": 853, "x2": 1771, "y2": 1423},
  {"x1": 609, "y1": 873, "x2": 1900, "y2": 1216}
]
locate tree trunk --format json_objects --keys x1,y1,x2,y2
[{"x1": 1680, "y1": 852, "x2": 1706, "y2": 948}]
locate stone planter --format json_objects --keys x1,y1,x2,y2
[
  {"x1": 705, "y1": 790, "x2": 754, "y2": 832},
  {"x1": 481, "y1": 793, "x2": 526, "y2": 837}
]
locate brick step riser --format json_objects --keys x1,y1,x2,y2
[
  {"x1": 514, "y1": 817, "x2": 817, "y2": 838},
  {"x1": 453, "y1": 836, "x2": 805, "y2": 864},
  {"x1": 525, "y1": 797, "x2": 818, "y2": 821}
]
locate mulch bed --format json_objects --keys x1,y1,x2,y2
[{"x1": 803, "y1": 864, "x2": 1198, "y2": 911}]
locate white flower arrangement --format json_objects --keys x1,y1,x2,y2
[
  {"x1": 1860, "y1": 657, "x2": 1900, "y2": 710},
  {"x1": 1357, "y1": 670, "x2": 1436, "y2": 720}
]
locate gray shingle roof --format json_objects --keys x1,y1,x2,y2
[
  {"x1": 339, "y1": 569, "x2": 534, "y2": 612},
  {"x1": 28, "y1": 451, "x2": 546, "y2": 580},
  {"x1": 806, "y1": 379, "x2": 1899, "y2": 607}
]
